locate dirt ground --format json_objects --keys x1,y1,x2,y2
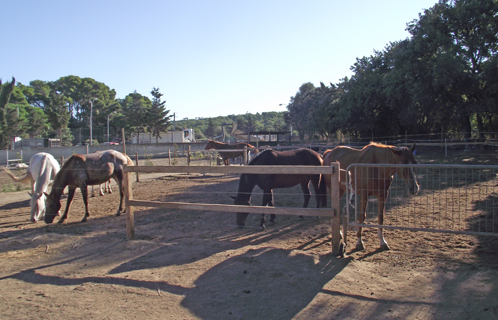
[{"x1": 1, "y1": 149, "x2": 498, "y2": 320}]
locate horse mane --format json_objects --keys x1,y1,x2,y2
[{"x1": 363, "y1": 142, "x2": 390, "y2": 150}]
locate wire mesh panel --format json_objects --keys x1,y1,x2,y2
[{"x1": 346, "y1": 164, "x2": 498, "y2": 236}]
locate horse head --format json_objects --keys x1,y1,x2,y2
[
  {"x1": 204, "y1": 140, "x2": 214, "y2": 150},
  {"x1": 44, "y1": 192, "x2": 61, "y2": 224},
  {"x1": 231, "y1": 187, "x2": 252, "y2": 228},
  {"x1": 391, "y1": 143, "x2": 420, "y2": 195},
  {"x1": 29, "y1": 192, "x2": 47, "y2": 222}
]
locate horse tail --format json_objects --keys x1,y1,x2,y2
[
  {"x1": 125, "y1": 154, "x2": 134, "y2": 166},
  {"x1": 2, "y1": 167, "x2": 32, "y2": 184},
  {"x1": 321, "y1": 149, "x2": 332, "y2": 160},
  {"x1": 318, "y1": 173, "x2": 328, "y2": 208}
]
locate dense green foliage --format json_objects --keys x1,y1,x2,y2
[
  {"x1": 2, "y1": 0, "x2": 497, "y2": 148},
  {"x1": 286, "y1": 0, "x2": 498, "y2": 140}
]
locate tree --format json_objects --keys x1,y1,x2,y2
[
  {"x1": 407, "y1": 0, "x2": 498, "y2": 138},
  {"x1": 205, "y1": 118, "x2": 217, "y2": 139},
  {"x1": 148, "y1": 87, "x2": 172, "y2": 143},
  {"x1": 0, "y1": 77, "x2": 16, "y2": 148},
  {"x1": 119, "y1": 92, "x2": 152, "y2": 142},
  {"x1": 286, "y1": 82, "x2": 316, "y2": 140},
  {"x1": 44, "y1": 90, "x2": 72, "y2": 145}
]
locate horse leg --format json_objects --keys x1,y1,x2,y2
[
  {"x1": 115, "y1": 176, "x2": 124, "y2": 216},
  {"x1": 58, "y1": 187, "x2": 76, "y2": 224},
  {"x1": 377, "y1": 195, "x2": 390, "y2": 250},
  {"x1": 355, "y1": 192, "x2": 368, "y2": 251},
  {"x1": 80, "y1": 184, "x2": 90, "y2": 222},
  {"x1": 107, "y1": 180, "x2": 112, "y2": 194},
  {"x1": 261, "y1": 189, "x2": 275, "y2": 228},
  {"x1": 299, "y1": 181, "x2": 311, "y2": 219}
]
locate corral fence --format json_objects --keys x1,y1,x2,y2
[
  {"x1": 122, "y1": 163, "x2": 346, "y2": 255},
  {"x1": 346, "y1": 163, "x2": 498, "y2": 237}
]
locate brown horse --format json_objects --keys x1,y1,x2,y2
[
  {"x1": 44, "y1": 150, "x2": 134, "y2": 224},
  {"x1": 204, "y1": 140, "x2": 258, "y2": 165},
  {"x1": 322, "y1": 142, "x2": 419, "y2": 251},
  {"x1": 233, "y1": 148, "x2": 327, "y2": 228}
]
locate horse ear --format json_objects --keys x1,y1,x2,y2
[
  {"x1": 410, "y1": 143, "x2": 416, "y2": 152},
  {"x1": 44, "y1": 192, "x2": 49, "y2": 197}
]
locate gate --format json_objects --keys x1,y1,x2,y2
[{"x1": 346, "y1": 164, "x2": 498, "y2": 236}]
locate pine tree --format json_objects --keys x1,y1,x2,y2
[
  {"x1": 148, "y1": 87, "x2": 172, "y2": 143},
  {"x1": 0, "y1": 77, "x2": 16, "y2": 149}
]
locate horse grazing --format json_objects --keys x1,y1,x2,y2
[
  {"x1": 3, "y1": 152, "x2": 60, "y2": 222},
  {"x1": 205, "y1": 140, "x2": 258, "y2": 165},
  {"x1": 322, "y1": 142, "x2": 420, "y2": 251},
  {"x1": 44, "y1": 150, "x2": 133, "y2": 224},
  {"x1": 233, "y1": 148, "x2": 327, "y2": 228}
]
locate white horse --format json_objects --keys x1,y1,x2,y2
[{"x1": 3, "y1": 152, "x2": 60, "y2": 222}]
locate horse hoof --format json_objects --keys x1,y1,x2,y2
[
  {"x1": 115, "y1": 211, "x2": 121, "y2": 217},
  {"x1": 258, "y1": 225, "x2": 266, "y2": 231},
  {"x1": 356, "y1": 243, "x2": 365, "y2": 251},
  {"x1": 81, "y1": 218, "x2": 87, "y2": 223},
  {"x1": 380, "y1": 244, "x2": 390, "y2": 251}
]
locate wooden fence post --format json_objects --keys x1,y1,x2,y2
[
  {"x1": 243, "y1": 146, "x2": 247, "y2": 165},
  {"x1": 168, "y1": 149, "x2": 171, "y2": 166},
  {"x1": 124, "y1": 166, "x2": 134, "y2": 240},
  {"x1": 187, "y1": 145, "x2": 191, "y2": 166},
  {"x1": 330, "y1": 162, "x2": 342, "y2": 256},
  {"x1": 135, "y1": 152, "x2": 139, "y2": 182}
]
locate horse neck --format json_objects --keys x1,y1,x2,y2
[
  {"x1": 50, "y1": 171, "x2": 67, "y2": 200},
  {"x1": 236, "y1": 174, "x2": 256, "y2": 203}
]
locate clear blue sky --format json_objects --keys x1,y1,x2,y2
[{"x1": 1, "y1": 0, "x2": 437, "y2": 120}]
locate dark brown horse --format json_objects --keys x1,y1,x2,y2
[
  {"x1": 205, "y1": 140, "x2": 258, "y2": 165},
  {"x1": 322, "y1": 142, "x2": 420, "y2": 251},
  {"x1": 44, "y1": 150, "x2": 134, "y2": 224},
  {"x1": 233, "y1": 148, "x2": 327, "y2": 228}
]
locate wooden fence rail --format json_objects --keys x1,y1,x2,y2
[{"x1": 122, "y1": 164, "x2": 343, "y2": 255}]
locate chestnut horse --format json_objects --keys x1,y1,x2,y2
[
  {"x1": 204, "y1": 140, "x2": 258, "y2": 165},
  {"x1": 233, "y1": 148, "x2": 327, "y2": 228},
  {"x1": 322, "y1": 142, "x2": 419, "y2": 251},
  {"x1": 44, "y1": 150, "x2": 133, "y2": 224}
]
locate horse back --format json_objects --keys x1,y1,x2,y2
[{"x1": 250, "y1": 148, "x2": 322, "y2": 166}]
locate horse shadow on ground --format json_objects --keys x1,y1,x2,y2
[
  {"x1": 179, "y1": 248, "x2": 351, "y2": 319},
  {"x1": 0, "y1": 246, "x2": 351, "y2": 320},
  {"x1": 468, "y1": 193, "x2": 498, "y2": 268},
  {"x1": 0, "y1": 199, "x2": 30, "y2": 210}
]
